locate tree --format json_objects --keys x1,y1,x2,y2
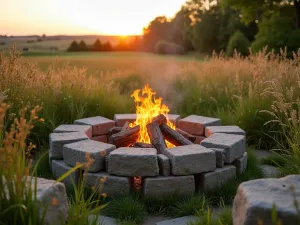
[
  {"x1": 92, "y1": 39, "x2": 102, "y2": 51},
  {"x1": 102, "y1": 41, "x2": 113, "y2": 51},
  {"x1": 226, "y1": 30, "x2": 250, "y2": 56},
  {"x1": 78, "y1": 40, "x2": 88, "y2": 51},
  {"x1": 67, "y1": 41, "x2": 80, "y2": 52}
]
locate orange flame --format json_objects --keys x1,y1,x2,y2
[{"x1": 130, "y1": 84, "x2": 175, "y2": 147}]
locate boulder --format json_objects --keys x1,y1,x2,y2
[{"x1": 233, "y1": 175, "x2": 300, "y2": 225}]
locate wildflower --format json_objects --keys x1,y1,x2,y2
[
  {"x1": 39, "y1": 118, "x2": 45, "y2": 122},
  {"x1": 100, "y1": 176, "x2": 107, "y2": 183},
  {"x1": 101, "y1": 193, "x2": 107, "y2": 198},
  {"x1": 52, "y1": 197, "x2": 59, "y2": 206}
]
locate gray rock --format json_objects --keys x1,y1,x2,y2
[
  {"x1": 90, "y1": 135, "x2": 108, "y2": 143},
  {"x1": 164, "y1": 145, "x2": 216, "y2": 175},
  {"x1": 84, "y1": 171, "x2": 131, "y2": 197},
  {"x1": 52, "y1": 160, "x2": 80, "y2": 187},
  {"x1": 205, "y1": 126, "x2": 245, "y2": 137},
  {"x1": 53, "y1": 124, "x2": 93, "y2": 138},
  {"x1": 196, "y1": 165, "x2": 236, "y2": 191},
  {"x1": 194, "y1": 136, "x2": 206, "y2": 144},
  {"x1": 233, "y1": 175, "x2": 300, "y2": 225},
  {"x1": 74, "y1": 116, "x2": 115, "y2": 136},
  {"x1": 49, "y1": 132, "x2": 88, "y2": 160},
  {"x1": 88, "y1": 215, "x2": 117, "y2": 225},
  {"x1": 63, "y1": 140, "x2": 116, "y2": 172},
  {"x1": 156, "y1": 216, "x2": 198, "y2": 225},
  {"x1": 233, "y1": 152, "x2": 248, "y2": 175},
  {"x1": 35, "y1": 177, "x2": 69, "y2": 225},
  {"x1": 166, "y1": 114, "x2": 181, "y2": 126},
  {"x1": 261, "y1": 165, "x2": 281, "y2": 178},
  {"x1": 157, "y1": 154, "x2": 171, "y2": 176},
  {"x1": 107, "y1": 147, "x2": 159, "y2": 176},
  {"x1": 114, "y1": 114, "x2": 137, "y2": 126},
  {"x1": 178, "y1": 115, "x2": 221, "y2": 136},
  {"x1": 211, "y1": 148, "x2": 225, "y2": 168},
  {"x1": 201, "y1": 133, "x2": 245, "y2": 163},
  {"x1": 143, "y1": 176, "x2": 195, "y2": 197},
  {"x1": 144, "y1": 216, "x2": 172, "y2": 225},
  {"x1": 252, "y1": 149, "x2": 274, "y2": 162}
]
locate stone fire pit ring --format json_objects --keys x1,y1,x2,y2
[{"x1": 49, "y1": 114, "x2": 247, "y2": 197}]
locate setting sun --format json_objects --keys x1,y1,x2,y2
[{"x1": 1, "y1": 0, "x2": 186, "y2": 35}]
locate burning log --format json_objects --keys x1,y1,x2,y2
[
  {"x1": 176, "y1": 128, "x2": 196, "y2": 143},
  {"x1": 133, "y1": 142, "x2": 154, "y2": 148},
  {"x1": 121, "y1": 121, "x2": 130, "y2": 132},
  {"x1": 108, "y1": 127, "x2": 123, "y2": 136},
  {"x1": 109, "y1": 125, "x2": 140, "y2": 148},
  {"x1": 151, "y1": 114, "x2": 167, "y2": 125},
  {"x1": 146, "y1": 122, "x2": 167, "y2": 154},
  {"x1": 160, "y1": 123, "x2": 193, "y2": 146}
]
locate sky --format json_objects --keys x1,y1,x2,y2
[{"x1": 0, "y1": 0, "x2": 186, "y2": 36}]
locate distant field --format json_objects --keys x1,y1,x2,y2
[{"x1": 23, "y1": 51, "x2": 205, "y2": 76}]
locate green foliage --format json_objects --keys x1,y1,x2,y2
[
  {"x1": 173, "y1": 195, "x2": 209, "y2": 217},
  {"x1": 251, "y1": 14, "x2": 299, "y2": 53},
  {"x1": 92, "y1": 39, "x2": 102, "y2": 51},
  {"x1": 104, "y1": 196, "x2": 146, "y2": 224},
  {"x1": 189, "y1": 207, "x2": 233, "y2": 225},
  {"x1": 226, "y1": 30, "x2": 250, "y2": 56},
  {"x1": 155, "y1": 40, "x2": 185, "y2": 55}
]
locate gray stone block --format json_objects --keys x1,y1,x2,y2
[
  {"x1": 166, "y1": 114, "x2": 181, "y2": 126},
  {"x1": 233, "y1": 175, "x2": 300, "y2": 225},
  {"x1": 63, "y1": 140, "x2": 116, "y2": 172},
  {"x1": 233, "y1": 152, "x2": 247, "y2": 175},
  {"x1": 74, "y1": 116, "x2": 114, "y2": 136},
  {"x1": 156, "y1": 216, "x2": 198, "y2": 225},
  {"x1": 53, "y1": 124, "x2": 93, "y2": 138},
  {"x1": 201, "y1": 133, "x2": 245, "y2": 163},
  {"x1": 114, "y1": 114, "x2": 137, "y2": 127},
  {"x1": 90, "y1": 135, "x2": 108, "y2": 143},
  {"x1": 211, "y1": 148, "x2": 225, "y2": 168},
  {"x1": 205, "y1": 125, "x2": 245, "y2": 137},
  {"x1": 35, "y1": 177, "x2": 69, "y2": 225},
  {"x1": 89, "y1": 215, "x2": 117, "y2": 225},
  {"x1": 157, "y1": 154, "x2": 171, "y2": 176},
  {"x1": 196, "y1": 165, "x2": 236, "y2": 191},
  {"x1": 49, "y1": 132, "x2": 88, "y2": 160},
  {"x1": 84, "y1": 171, "x2": 131, "y2": 197},
  {"x1": 107, "y1": 147, "x2": 159, "y2": 176},
  {"x1": 165, "y1": 145, "x2": 216, "y2": 175},
  {"x1": 178, "y1": 115, "x2": 221, "y2": 136},
  {"x1": 52, "y1": 160, "x2": 80, "y2": 187},
  {"x1": 143, "y1": 176, "x2": 195, "y2": 197}
]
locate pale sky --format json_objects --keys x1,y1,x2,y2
[{"x1": 0, "y1": 0, "x2": 186, "y2": 36}]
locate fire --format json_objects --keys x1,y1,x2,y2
[{"x1": 130, "y1": 84, "x2": 176, "y2": 146}]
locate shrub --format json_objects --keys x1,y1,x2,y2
[
  {"x1": 155, "y1": 40, "x2": 185, "y2": 55},
  {"x1": 226, "y1": 30, "x2": 250, "y2": 56}
]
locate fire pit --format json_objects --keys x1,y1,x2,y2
[{"x1": 49, "y1": 85, "x2": 247, "y2": 197}]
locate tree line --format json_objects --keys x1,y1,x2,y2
[{"x1": 68, "y1": 0, "x2": 300, "y2": 55}]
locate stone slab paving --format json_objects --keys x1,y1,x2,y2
[
  {"x1": 143, "y1": 216, "x2": 171, "y2": 225},
  {"x1": 53, "y1": 124, "x2": 93, "y2": 138},
  {"x1": 74, "y1": 116, "x2": 115, "y2": 136},
  {"x1": 143, "y1": 175, "x2": 195, "y2": 197},
  {"x1": 196, "y1": 165, "x2": 236, "y2": 191},
  {"x1": 211, "y1": 148, "x2": 225, "y2": 168},
  {"x1": 49, "y1": 132, "x2": 89, "y2": 160},
  {"x1": 233, "y1": 152, "x2": 248, "y2": 175},
  {"x1": 107, "y1": 147, "x2": 159, "y2": 177},
  {"x1": 84, "y1": 171, "x2": 131, "y2": 196},
  {"x1": 201, "y1": 133, "x2": 245, "y2": 163},
  {"x1": 52, "y1": 160, "x2": 80, "y2": 187},
  {"x1": 114, "y1": 114, "x2": 137, "y2": 127},
  {"x1": 90, "y1": 135, "x2": 108, "y2": 143},
  {"x1": 178, "y1": 115, "x2": 221, "y2": 136},
  {"x1": 63, "y1": 139, "x2": 116, "y2": 172},
  {"x1": 194, "y1": 136, "x2": 206, "y2": 144},
  {"x1": 157, "y1": 154, "x2": 171, "y2": 176},
  {"x1": 156, "y1": 216, "x2": 198, "y2": 225},
  {"x1": 261, "y1": 165, "x2": 281, "y2": 178},
  {"x1": 165, "y1": 145, "x2": 216, "y2": 175},
  {"x1": 166, "y1": 114, "x2": 181, "y2": 126},
  {"x1": 252, "y1": 149, "x2": 274, "y2": 162},
  {"x1": 233, "y1": 175, "x2": 300, "y2": 225},
  {"x1": 89, "y1": 215, "x2": 117, "y2": 225},
  {"x1": 205, "y1": 125, "x2": 245, "y2": 137}
]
